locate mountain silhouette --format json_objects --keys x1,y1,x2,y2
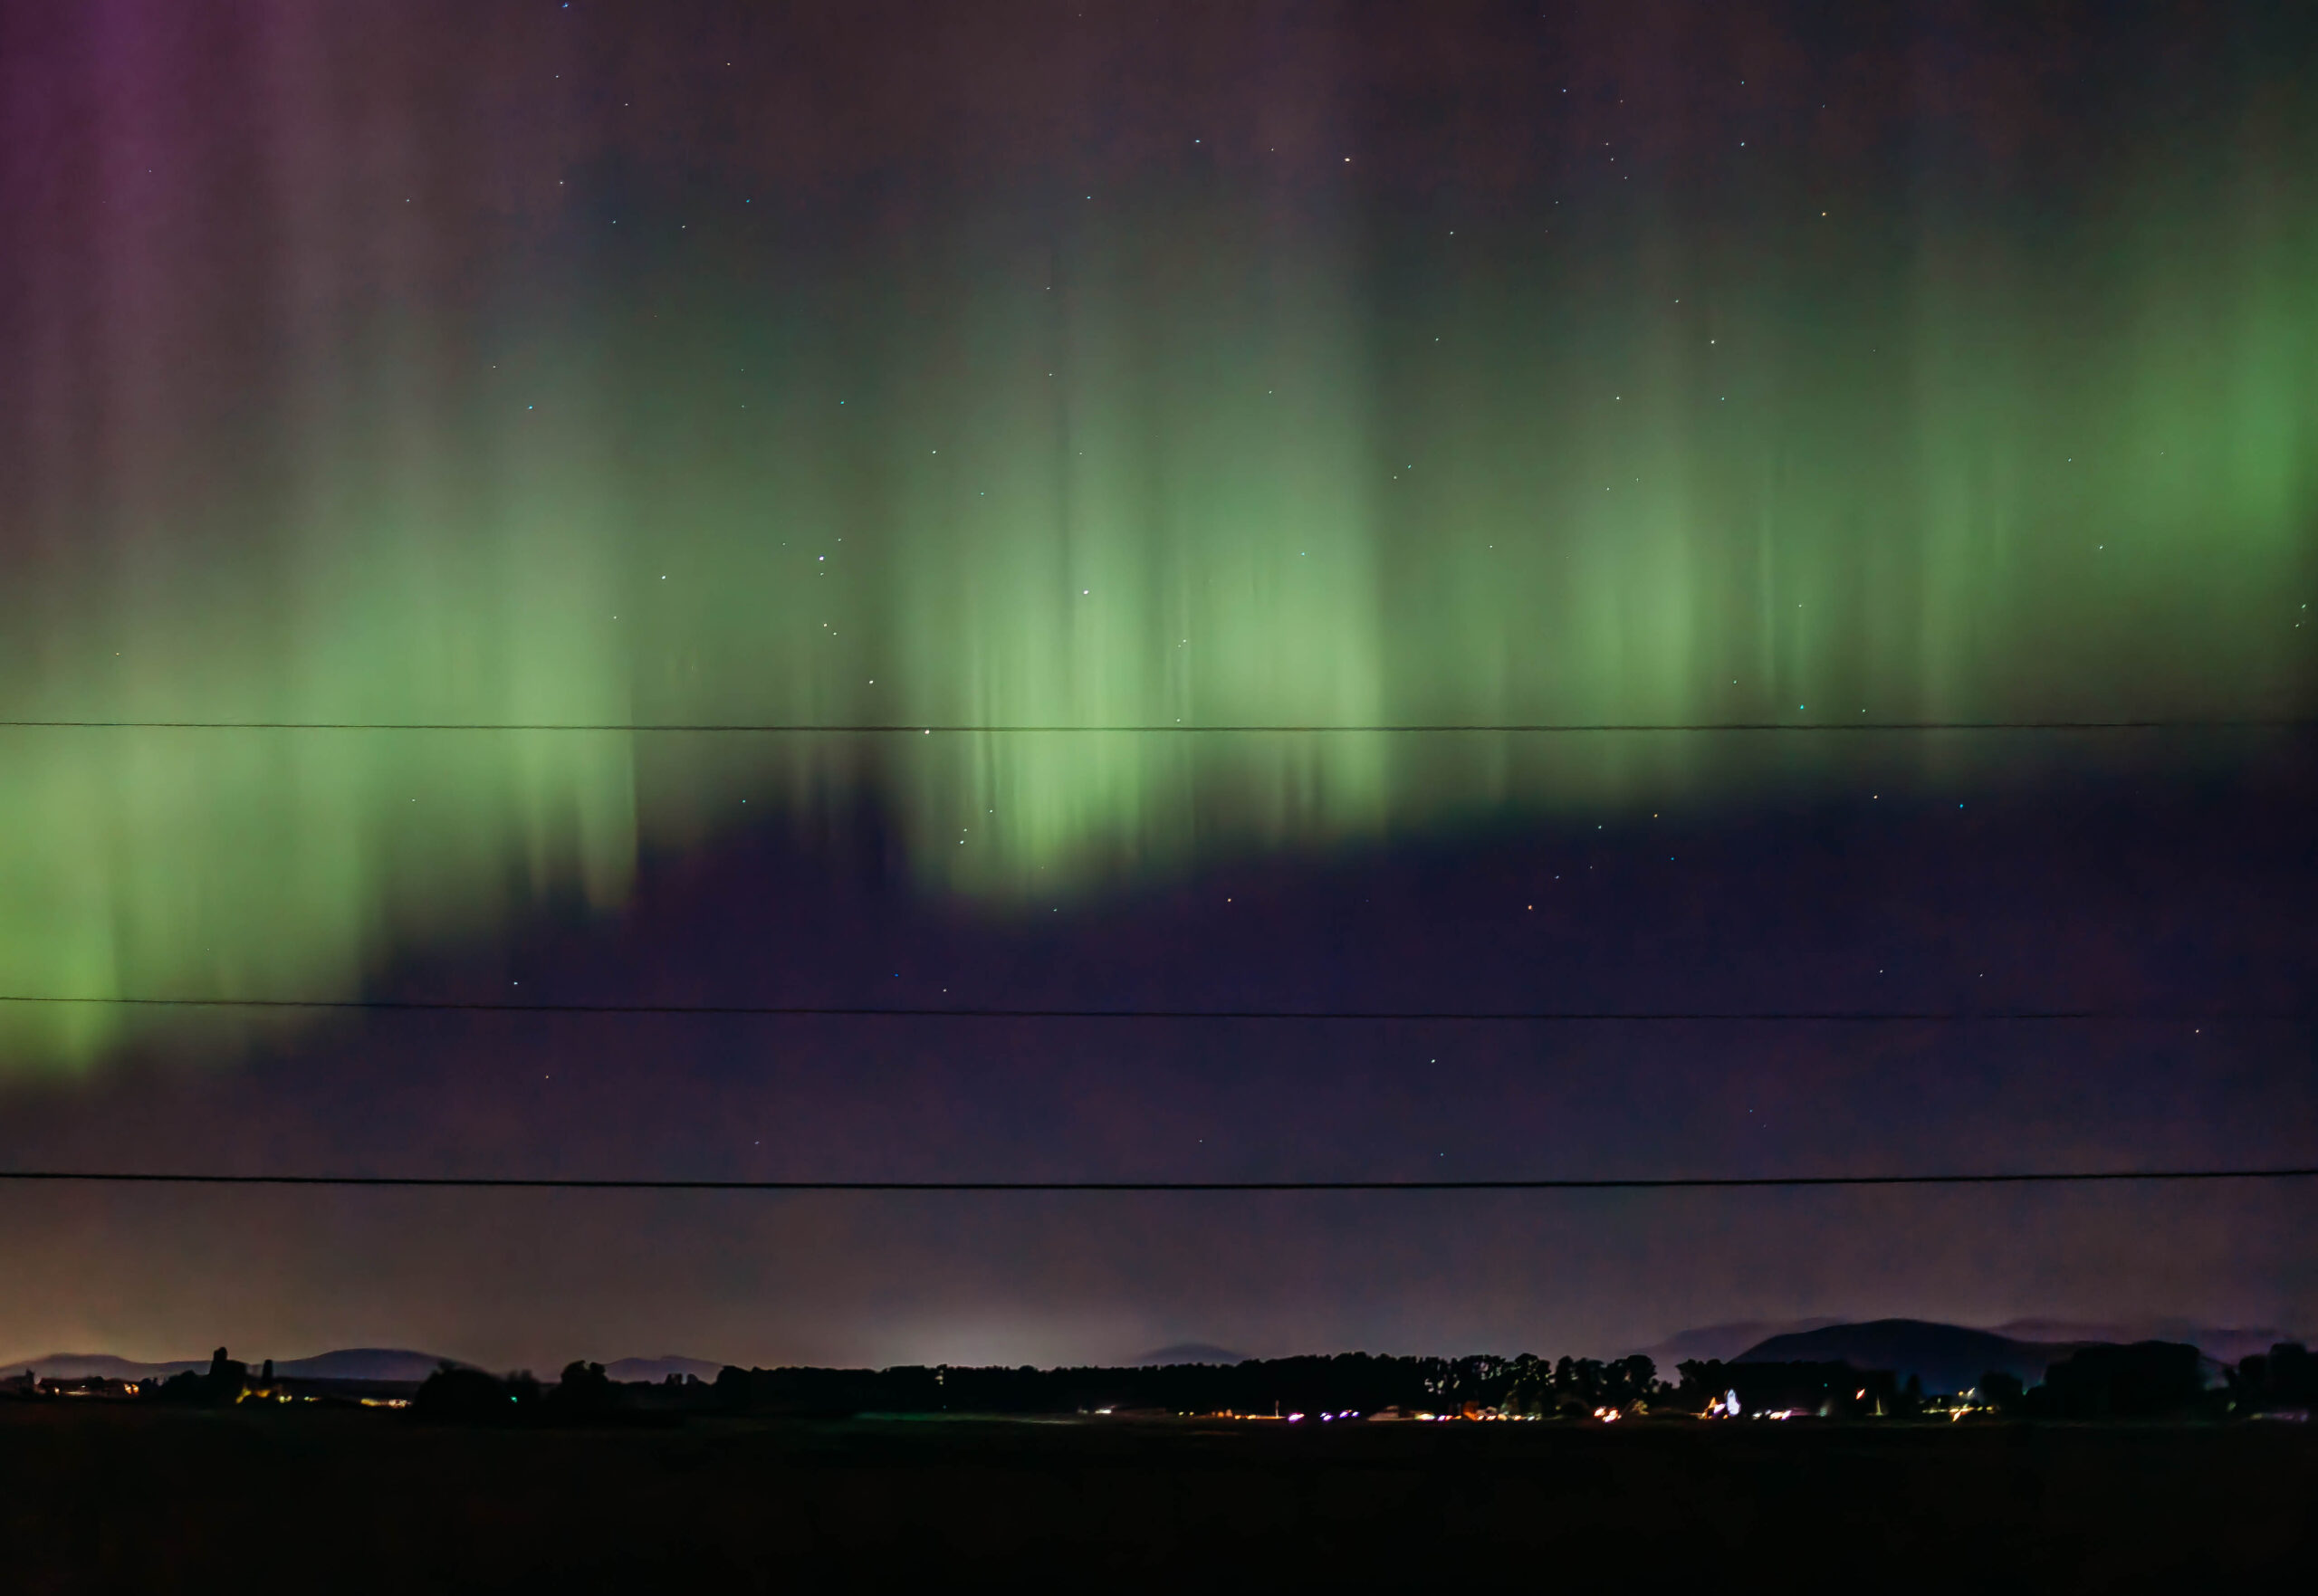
[
  {"x1": 0, "y1": 1353, "x2": 206, "y2": 1382},
  {"x1": 271, "y1": 1349, "x2": 476, "y2": 1381},
  {"x1": 1736, "y1": 1320, "x2": 2078, "y2": 1393},
  {"x1": 3, "y1": 1348, "x2": 470, "y2": 1383},
  {"x1": 1629, "y1": 1319, "x2": 1844, "y2": 1371},
  {"x1": 1129, "y1": 1343, "x2": 1249, "y2": 1366},
  {"x1": 1990, "y1": 1320, "x2": 2294, "y2": 1366}
]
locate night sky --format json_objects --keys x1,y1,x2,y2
[{"x1": 0, "y1": 1, "x2": 2312, "y2": 1372}]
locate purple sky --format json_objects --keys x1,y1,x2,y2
[
  {"x1": 0, "y1": 1, "x2": 2312, "y2": 1371},
  {"x1": 5, "y1": 770, "x2": 2311, "y2": 1370}
]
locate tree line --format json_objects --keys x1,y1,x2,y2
[
  {"x1": 391, "y1": 1340, "x2": 2314, "y2": 1423},
  {"x1": 67, "y1": 1337, "x2": 2310, "y2": 1423}
]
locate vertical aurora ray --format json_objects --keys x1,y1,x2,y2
[{"x1": 0, "y1": 4, "x2": 2311, "y2": 1070}]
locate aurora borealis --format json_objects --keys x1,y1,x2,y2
[
  {"x1": 0, "y1": 2, "x2": 2312, "y2": 1373},
  {"x1": 0, "y1": 2, "x2": 2312, "y2": 1069}
]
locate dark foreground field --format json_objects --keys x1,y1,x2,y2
[{"x1": 3, "y1": 1406, "x2": 2311, "y2": 1592}]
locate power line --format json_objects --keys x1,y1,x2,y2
[
  {"x1": 0, "y1": 1167, "x2": 2312, "y2": 1191},
  {"x1": 0, "y1": 995, "x2": 2300, "y2": 1022},
  {"x1": 0, "y1": 719, "x2": 2307, "y2": 733}
]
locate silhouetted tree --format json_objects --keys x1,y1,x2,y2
[
  {"x1": 1675, "y1": 1360, "x2": 1729, "y2": 1410},
  {"x1": 411, "y1": 1364, "x2": 544, "y2": 1423},
  {"x1": 1611, "y1": 1355, "x2": 1658, "y2": 1408},
  {"x1": 416, "y1": 1363, "x2": 515, "y2": 1422},
  {"x1": 2276, "y1": 1343, "x2": 2316, "y2": 1405},
  {"x1": 1978, "y1": 1371, "x2": 2025, "y2": 1413},
  {"x1": 544, "y1": 1360, "x2": 621, "y2": 1421},
  {"x1": 2227, "y1": 1343, "x2": 2313, "y2": 1413},
  {"x1": 2032, "y1": 1343, "x2": 2205, "y2": 1419},
  {"x1": 152, "y1": 1347, "x2": 248, "y2": 1406}
]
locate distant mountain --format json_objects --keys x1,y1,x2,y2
[
  {"x1": 1629, "y1": 1320, "x2": 1844, "y2": 1373},
  {"x1": 607, "y1": 1355, "x2": 726, "y2": 1383},
  {"x1": 1736, "y1": 1320, "x2": 2078, "y2": 1394},
  {"x1": 273, "y1": 1349, "x2": 474, "y2": 1381},
  {"x1": 1130, "y1": 1343, "x2": 1249, "y2": 1366},
  {"x1": 4, "y1": 1349, "x2": 470, "y2": 1383},
  {"x1": 1988, "y1": 1318, "x2": 2140, "y2": 1345},
  {"x1": 0, "y1": 1353, "x2": 204, "y2": 1382},
  {"x1": 1990, "y1": 1321, "x2": 2297, "y2": 1366}
]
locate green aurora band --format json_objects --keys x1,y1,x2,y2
[{"x1": 1, "y1": 34, "x2": 2313, "y2": 1073}]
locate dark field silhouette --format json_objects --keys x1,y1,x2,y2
[{"x1": 1, "y1": 1403, "x2": 2311, "y2": 1592}]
